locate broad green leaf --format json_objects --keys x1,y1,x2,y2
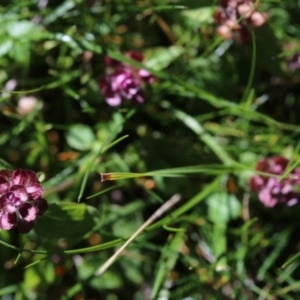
[
  {"x1": 0, "y1": 285, "x2": 18, "y2": 297},
  {"x1": 9, "y1": 41, "x2": 30, "y2": 63},
  {"x1": 182, "y1": 7, "x2": 213, "y2": 23},
  {"x1": 76, "y1": 257, "x2": 123, "y2": 289},
  {"x1": 145, "y1": 46, "x2": 184, "y2": 70},
  {"x1": 34, "y1": 203, "x2": 100, "y2": 241},
  {"x1": 43, "y1": 0, "x2": 76, "y2": 25},
  {"x1": 90, "y1": 271, "x2": 123, "y2": 290},
  {"x1": 0, "y1": 158, "x2": 13, "y2": 170},
  {"x1": 0, "y1": 39, "x2": 13, "y2": 56},
  {"x1": 66, "y1": 124, "x2": 95, "y2": 151},
  {"x1": 6, "y1": 21, "x2": 37, "y2": 38},
  {"x1": 207, "y1": 192, "x2": 241, "y2": 224}
]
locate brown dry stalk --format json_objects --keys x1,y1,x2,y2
[{"x1": 94, "y1": 193, "x2": 181, "y2": 276}]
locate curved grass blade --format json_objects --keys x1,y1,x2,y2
[
  {"x1": 258, "y1": 228, "x2": 292, "y2": 279},
  {"x1": 64, "y1": 239, "x2": 124, "y2": 254},
  {"x1": 100, "y1": 164, "x2": 246, "y2": 182},
  {"x1": 0, "y1": 239, "x2": 19, "y2": 251},
  {"x1": 174, "y1": 109, "x2": 235, "y2": 165},
  {"x1": 0, "y1": 70, "x2": 81, "y2": 94},
  {"x1": 102, "y1": 135, "x2": 129, "y2": 153},
  {"x1": 241, "y1": 31, "x2": 256, "y2": 105},
  {"x1": 59, "y1": 282, "x2": 82, "y2": 300},
  {"x1": 281, "y1": 251, "x2": 300, "y2": 269},
  {"x1": 0, "y1": 285, "x2": 18, "y2": 297},
  {"x1": 148, "y1": 177, "x2": 220, "y2": 231},
  {"x1": 99, "y1": 164, "x2": 281, "y2": 186},
  {"x1": 24, "y1": 257, "x2": 48, "y2": 269},
  {"x1": 85, "y1": 183, "x2": 123, "y2": 200},
  {"x1": 151, "y1": 230, "x2": 185, "y2": 300},
  {"x1": 162, "y1": 224, "x2": 185, "y2": 232}
]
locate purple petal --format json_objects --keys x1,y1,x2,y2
[
  {"x1": 249, "y1": 175, "x2": 264, "y2": 192},
  {"x1": 126, "y1": 51, "x2": 144, "y2": 62},
  {"x1": 138, "y1": 69, "x2": 155, "y2": 83},
  {"x1": 106, "y1": 95, "x2": 122, "y2": 106},
  {"x1": 259, "y1": 188, "x2": 278, "y2": 207},
  {"x1": 17, "y1": 220, "x2": 34, "y2": 234},
  {"x1": 281, "y1": 184, "x2": 294, "y2": 195},
  {"x1": 113, "y1": 72, "x2": 129, "y2": 88},
  {"x1": 104, "y1": 56, "x2": 120, "y2": 67},
  {"x1": 12, "y1": 169, "x2": 39, "y2": 186},
  {"x1": 19, "y1": 203, "x2": 38, "y2": 222},
  {"x1": 25, "y1": 183, "x2": 43, "y2": 199},
  {"x1": 287, "y1": 198, "x2": 298, "y2": 206},
  {"x1": 270, "y1": 156, "x2": 289, "y2": 174},
  {"x1": 3, "y1": 192, "x2": 19, "y2": 212},
  {"x1": 35, "y1": 198, "x2": 48, "y2": 215},
  {"x1": 12, "y1": 169, "x2": 34, "y2": 185},
  {"x1": 0, "y1": 174, "x2": 10, "y2": 194},
  {"x1": 0, "y1": 212, "x2": 17, "y2": 230},
  {"x1": 292, "y1": 168, "x2": 300, "y2": 185},
  {"x1": 10, "y1": 185, "x2": 28, "y2": 202},
  {"x1": 133, "y1": 91, "x2": 145, "y2": 104},
  {"x1": 0, "y1": 194, "x2": 7, "y2": 209},
  {"x1": 12, "y1": 169, "x2": 42, "y2": 199}
]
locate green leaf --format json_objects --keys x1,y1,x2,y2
[
  {"x1": 43, "y1": 0, "x2": 76, "y2": 25},
  {"x1": 207, "y1": 192, "x2": 241, "y2": 224},
  {"x1": 34, "y1": 203, "x2": 100, "y2": 242},
  {"x1": 66, "y1": 124, "x2": 95, "y2": 151},
  {"x1": 6, "y1": 21, "x2": 36, "y2": 38},
  {"x1": 151, "y1": 231, "x2": 185, "y2": 299},
  {"x1": 0, "y1": 158, "x2": 13, "y2": 170},
  {"x1": 76, "y1": 257, "x2": 123, "y2": 289},
  {"x1": 90, "y1": 270, "x2": 123, "y2": 290},
  {"x1": 0, "y1": 39, "x2": 13, "y2": 56},
  {"x1": 182, "y1": 7, "x2": 213, "y2": 23},
  {"x1": 145, "y1": 46, "x2": 184, "y2": 70},
  {"x1": 9, "y1": 41, "x2": 30, "y2": 63}
]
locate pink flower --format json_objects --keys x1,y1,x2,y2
[
  {"x1": 99, "y1": 51, "x2": 155, "y2": 106},
  {"x1": 0, "y1": 169, "x2": 48, "y2": 233},
  {"x1": 249, "y1": 156, "x2": 300, "y2": 207},
  {"x1": 213, "y1": 0, "x2": 267, "y2": 43}
]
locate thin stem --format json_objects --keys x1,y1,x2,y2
[{"x1": 94, "y1": 194, "x2": 181, "y2": 276}]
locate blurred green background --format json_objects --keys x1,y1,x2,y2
[{"x1": 1, "y1": 0, "x2": 300, "y2": 299}]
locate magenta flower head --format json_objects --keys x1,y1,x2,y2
[
  {"x1": 213, "y1": 0, "x2": 267, "y2": 43},
  {"x1": 0, "y1": 169, "x2": 48, "y2": 233},
  {"x1": 99, "y1": 51, "x2": 155, "y2": 106},
  {"x1": 249, "y1": 156, "x2": 300, "y2": 207}
]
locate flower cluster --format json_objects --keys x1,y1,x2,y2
[
  {"x1": 213, "y1": 0, "x2": 267, "y2": 43},
  {"x1": 99, "y1": 51, "x2": 155, "y2": 106},
  {"x1": 0, "y1": 169, "x2": 48, "y2": 233},
  {"x1": 249, "y1": 156, "x2": 300, "y2": 207}
]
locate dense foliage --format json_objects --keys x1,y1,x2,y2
[{"x1": 1, "y1": 0, "x2": 300, "y2": 299}]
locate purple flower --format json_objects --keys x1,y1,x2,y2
[
  {"x1": 249, "y1": 156, "x2": 300, "y2": 207},
  {"x1": 288, "y1": 52, "x2": 300, "y2": 71},
  {"x1": 0, "y1": 169, "x2": 48, "y2": 233},
  {"x1": 99, "y1": 51, "x2": 155, "y2": 106},
  {"x1": 213, "y1": 0, "x2": 267, "y2": 43}
]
